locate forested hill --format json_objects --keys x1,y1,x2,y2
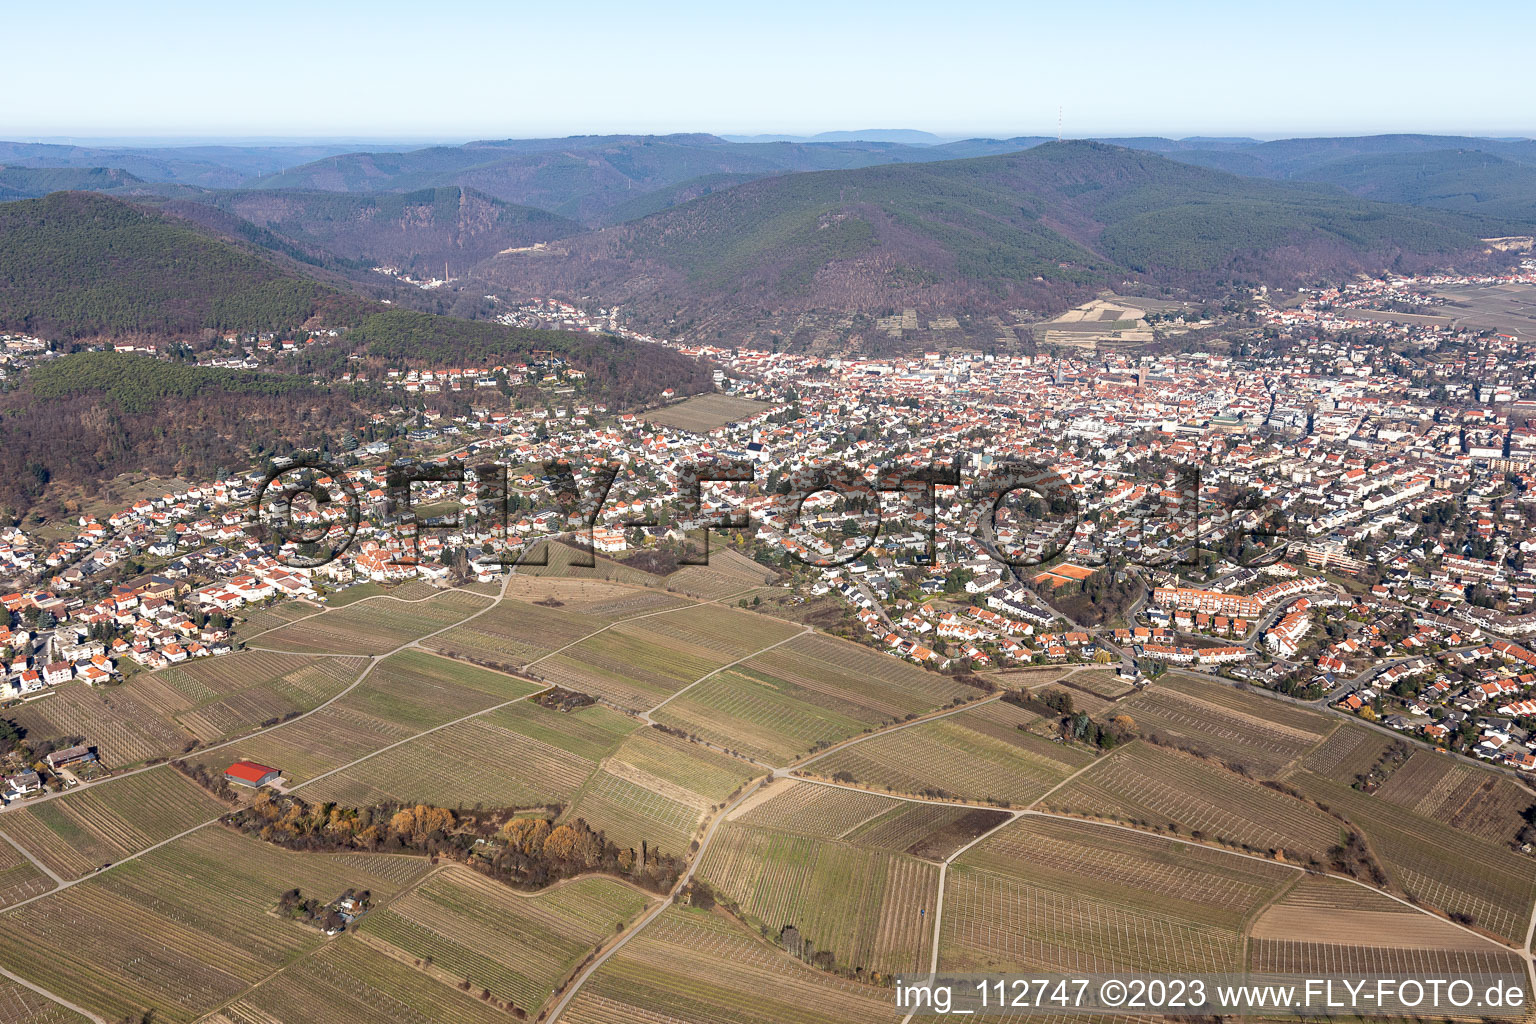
[
  {"x1": 0, "y1": 352, "x2": 375, "y2": 519},
  {"x1": 0, "y1": 191, "x2": 331, "y2": 339},
  {"x1": 480, "y1": 141, "x2": 1498, "y2": 327},
  {"x1": 176, "y1": 186, "x2": 582, "y2": 275},
  {"x1": 0, "y1": 191, "x2": 708, "y2": 408},
  {"x1": 0, "y1": 166, "x2": 143, "y2": 200},
  {"x1": 348, "y1": 310, "x2": 712, "y2": 409}
]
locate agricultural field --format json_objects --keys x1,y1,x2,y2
[
  {"x1": 730, "y1": 778, "x2": 903, "y2": 839},
  {"x1": 358, "y1": 866, "x2": 651, "y2": 1013},
  {"x1": 663, "y1": 545, "x2": 779, "y2": 600},
  {"x1": 1120, "y1": 674, "x2": 1334, "y2": 776},
  {"x1": 1247, "y1": 876, "x2": 1529, "y2": 978},
  {"x1": 941, "y1": 816, "x2": 1293, "y2": 975},
  {"x1": 700, "y1": 821, "x2": 940, "y2": 976},
  {"x1": 127, "y1": 651, "x2": 367, "y2": 744},
  {"x1": 563, "y1": 769, "x2": 701, "y2": 855},
  {"x1": 642, "y1": 393, "x2": 772, "y2": 433},
  {"x1": 303, "y1": 699, "x2": 638, "y2": 810},
  {"x1": 0, "y1": 978, "x2": 91, "y2": 1024},
  {"x1": 1290, "y1": 768, "x2": 1536, "y2": 943},
  {"x1": 514, "y1": 539, "x2": 662, "y2": 586},
  {"x1": 804, "y1": 699, "x2": 1092, "y2": 805},
  {"x1": 421, "y1": 579, "x2": 688, "y2": 671},
  {"x1": 1372, "y1": 748, "x2": 1536, "y2": 845},
  {"x1": 563, "y1": 731, "x2": 757, "y2": 856},
  {"x1": 1296, "y1": 722, "x2": 1400, "y2": 784},
  {"x1": 652, "y1": 632, "x2": 973, "y2": 762},
  {"x1": 561, "y1": 905, "x2": 901, "y2": 1024},
  {"x1": 251, "y1": 588, "x2": 493, "y2": 655},
  {"x1": 0, "y1": 835, "x2": 53, "y2": 909},
  {"x1": 1042, "y1": 740, "x2": 1344, "y2": 861},
  {"x1": 1060, "y1": 667, "x2": 1136, "y2": 699},
  {"x1": 214, "y1": 935, "x2": 513, "y2": 1024},
  {"x1": 235, "y1": 599, "x2": 320, "y2": 637},
  {"x1": 845, "y1": 801, "x2": 989, "y2": 855},
  {"x1": 652, "y1": 665, "x2": 876, "y2": 764},
  {"x1": 606, "y1": 727, "x2": 761, "y2": 803},
  {"x1": 0, "y1": 766, "x2": 226, "y2": 880},
  {"x1": 189, "y1": 650, "x2": 542, "y2": 786},
  {"x1": 534, "y1": 603, "x2": 801, "y2": 712},
  {"x1": 7, "y1": 682, "x2": 193, "y2": 768},
  {"x1": 0, "y1": 827, "x2": 430, "y2": 1024}
]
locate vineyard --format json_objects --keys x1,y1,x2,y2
[
  {"x1": 235, "y1": 600, "x2": 318, "y2": 638},
  {"x1": 515, "y1": 539, "x2": 661, "y2": 586},
  {"x1": 564, "y1": 905, "x2": 901, "y2": 1024},
  {"x1": 1291, "y1": 768, "x2": 1536, "y2": 943},
  {"x1": 1120, "y1": 675, "x2": 1332, "y2": 776},
  {"x1": 0, "y1": 766, "x2": 226, "y2": 879},
  {"x1": 1248, "y1": 939, "x2": 1529, "y2": 977},
  {"x1": 221, "y1": 935, "x2": 512, "y2": 1024},
  {"x1": 0, "y1": 828, "x2": 427, "y2": 1023},
  {"x1": 1249, "y1": 874, "x2": 1513, "y2": 959},
  {"x1": 844, "y1": 802, "x2": 980, "y2": 853},
  {"x1": 806, "y1": 701, "x2": 1092, "y2": 805},
  {"x1": 1298, "y1": 722, "x2": 1399, "y2": 783},
  {"x1": 1043, "y1": 741, "x2": 1344, "y2": 860},
  {"x1": 750, "y1": 634, "x2": 972, "y2": 720},
  {"x1": 642, "y1": 393, "x2": 772, "y2": 432},
  {"x1": 651, "y1": 666, "x2": 877, "y2": 763},
  {"x1": 527, "y1": 602, "x2": 803, "y2": 713},
  {"x1": 481, "y1": 699, "x2": 639, "y2": 762},
  {"x1": 962, "y1": 817, "x2": 1294, "y2": 931},
  {"x1": 653, "y1": 633, "x2": 977, "y2": 764},
  {"x1": 731, "y1": 779, "x2": 901, "y2": 839},
  {"x1": 302, "y1": 716, "x2": 593, "y2": 808},
  {"x1": 663, "y1": 546, "x2": 778, "y2": 601},
  {"x1": 8, "y1": 682, "x2": 193, "y2": 767},
  {"x1": 699, "y1": 822, "x2": 938, "y2": 976},
  {"x1": 1061, "y1": 668, "x2": 1136, "y2": 699},
  {"x1": 1373, "y1": 749, "x2": 1535, "y2": 845},
  {"x1": 303, "y1": 699, "x2": 637, "y2": 810},
  {"x1": 940, "y1": 862, "x2": 1248, "y2": 975},
  {"x1": 606, "y1": 728, "x2": 760, "y2": 803},
  {"x1": 126, "y1": 651, "x2": 366, "y2": 744},
  {"x1": 562, "y1": 768, "x2": 705, "y2": 856},
  {"x1": 253, "y1": 589, "x2": 493, "y2": 655},
  {"x1": 0, "y1": 978, "x2": 89, "y2": 1024},
  {"x1": 358, "y1": 866, "x2": 650, "y2": 1012},
  {"x1": 339, "y1": 650, "x2": 540, "y2": 729},
  {"x1": 939, "y1": 817, "x2": 1289, "y2": 975},
  {"x1": 0, "y1": 838, "x2": 52, "y2": 909},
  {"x1": 422, "y1": 597, "x2": 615, "y2": 670},
  {"x1": 534, "y1": 621, "x2": 740, "y2": 711},
  {"x1": 190, "y1": 649, "x2": 541, "y2": 787}
]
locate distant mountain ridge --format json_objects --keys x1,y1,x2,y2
[
  {"x1": 477, "y1": 141, "x2": 1502, "y2": 330},
  {"x1": 246, "y1": 134, "x2": 976, "y2": 223}
]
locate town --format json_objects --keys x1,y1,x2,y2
[{"x1": 4, "y1": 259, "x2": 1536, "y2": 810}]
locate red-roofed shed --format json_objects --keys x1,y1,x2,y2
[{"x1": 224, "y1": 761, "x2": 280, "y2": 788}]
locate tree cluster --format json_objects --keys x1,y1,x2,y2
[{"x1": 223, "y1": 793, "x2": 688, "y2": 894}]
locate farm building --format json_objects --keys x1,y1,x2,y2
[
  {"x1": 224, "y1": 760, "x2": 281, "y2": 788},
  {"x1": 45, "y1": 745, "x2": 96, "y2": 770}
]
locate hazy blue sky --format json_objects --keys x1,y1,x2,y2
[{"x1": 7, "y1": 0, "x2": 1533, "y2": 140}]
